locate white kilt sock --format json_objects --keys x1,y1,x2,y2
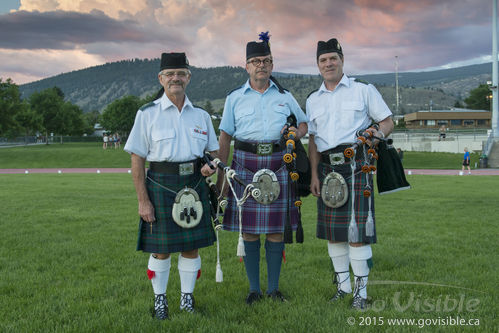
[
  {"x1": 178, "y1": 255, "x2": 201, "y2": 294},
  {"x1": 328, "y1": 242, "x2": 351, "y2": 293},
  {"x1": 148, "y1": 254, "x2": 171, "y2": 295},
  {"x1": 349, "y1": 245, "x2": 372, "y2": 299}
]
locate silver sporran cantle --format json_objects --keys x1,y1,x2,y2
[
  {"x1": 172, "y1": 187, "x2": 203, "y2": 228},
  {"x1": 251, "y1": 169, "x2": 280, "y2": 205},
  {"x1": 321, "y1": 172, "x2": 349, "y2": 208}
]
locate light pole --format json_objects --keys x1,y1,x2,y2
[
  {"x1": 492, "y1": 0, "x2": 498, "y2": 137},
  {"x1": 395, "y1": 56, "x2": 399, "y2": 114}
]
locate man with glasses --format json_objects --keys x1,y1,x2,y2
[
  {"x1": 307, "y1": 38, "x2": 393, "y2": 310},
  {"x1": 125, "y1": 52, "x2": 219, "y2": 319},
  {"x1": 217, "y1": 33, "x2": 307, "y2": 304}
]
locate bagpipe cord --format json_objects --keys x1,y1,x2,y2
[
  {"x1": 348, "y1": 158, "x2": 359, "y2": 242},
  {"x1": 363, "y1": 145, "x2": 375, "y2": 237},
  {"x1": 225, "y1": 168, "x2": 254, "y2": 257}
]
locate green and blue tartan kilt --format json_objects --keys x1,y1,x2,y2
[
  {"x1": 136, "y1": 170, "x2": 216, "y2": 254},
  {"x1": 316, "y1": 161, "x2": 377, "y2": 244}
]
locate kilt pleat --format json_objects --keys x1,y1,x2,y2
[
  {"x1": 316, "y1": 161, "x2": 377, "y2": 244},
  {"x1": 136, "y1": 170, "x2": 216, "y2": 253},
  {"x1": 222, "y1": 148, "x2": 298, "y2": 234}
]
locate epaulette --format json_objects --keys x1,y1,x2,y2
[
  {"x1": 270, "y1": 76, "x2": 289, "y2": 94},
  {"x1": 193, "y1": 105, "x2": 206, "y2": 111},
  {"x1": 354, "y1": 78, "x2": 369, "y2": 85},
  {"x1": 139, "y1": 102, "x2": 155, "y2": 111},
  {"x1": 306, "y1": 89, "x2": 319, "y2": 99},
  {"x1": 227, "y1": 85, "x2": 244, "y2": 96}
]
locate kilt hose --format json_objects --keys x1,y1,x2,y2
[
  {"x1": 136, "y1": 169, "x2": 216, "y2": 254},
  {"x1": 317, "y1": 161, "x2": 377, "y2": 244},
  {"x1": 222, "y1": 148, "x2": 298, "y2": 234}
]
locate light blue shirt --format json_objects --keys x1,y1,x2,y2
[
  {"x1": 124, "y1": 93, "x2": 219, "y2": 162},
  {"x1": 219, "y1": 79, "x2": 307, "y2": 141}
]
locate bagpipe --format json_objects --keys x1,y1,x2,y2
[
  {"x1": 343, "y1": 124, "x2": 410, "y2": 196},
  {"x1": 330, "y1": 124, "x2": 410, "y2": 242},
  {"x1": 281, "y1": 115, "x2": 311, "y2": 244}
]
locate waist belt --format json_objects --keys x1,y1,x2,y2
[
  {"x1": 234, "y1": 140, "x2": 283, "y2": 155},
  {"x1": 321, "y1": 144, "x2": 364, "y2": 165},
  {"x1": 149, "y1": 159, "x2": 202, "y2": 175}
]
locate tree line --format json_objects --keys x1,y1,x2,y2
[
  {"x1": 1, "y1": 78, "x2": 99, "y2": 143},
  {"x1": 2, "y1": 73, "x2": 491, "y2": 143}
]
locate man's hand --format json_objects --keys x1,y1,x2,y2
[
  {"x1": 139, "y1": 199, "x2": 155, "y2": 222},
  {"x1": 281, "y1": 125, "x2": 299, "y2": 138},
  {"x1": 201, "y1": 161, "x2": 217, "y2": 177},
  {"x1": 310, "y1": 175, "x2": 321, "y2": 197}
]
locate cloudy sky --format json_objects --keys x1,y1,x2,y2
[{"x1": 0, "y1": 0, "x2": 496, "y2": 84}]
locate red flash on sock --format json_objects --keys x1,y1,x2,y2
[
  {"x1": 197, "y1": 269, "x2": 201, "y2": 280},
  {"x1": 282, "y1": 250, "x2": 286, "y2": 263},
  {"x1": 147, "y1": 269, "x2": 155, "y2": 280}
]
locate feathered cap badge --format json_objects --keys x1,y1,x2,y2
[
  {"x1": 246, "y1": 31, "x2": 272, "y2": 60},
  {"x1": 259, "y1": 31, "x2": 271, "y2": 47}
]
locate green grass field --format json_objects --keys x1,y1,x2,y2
[
  {"x1": 1, "y1": 172, "x2": 497, "y2": 332},
  {"x1": 0, "y1": 142, "x2": 481, "y2": 169},
  {"x1": 0, "y1": 143, "x2": 496, "y2": 331}
]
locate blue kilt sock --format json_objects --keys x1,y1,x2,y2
[
  {"x1": 243, "y1": 240, "x2": 261, "y2": 292},
  {"x1": 265, "y1": 240, "x2": 284, "y2": 294}
]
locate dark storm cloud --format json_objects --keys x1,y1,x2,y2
[{"x1": 0, "y1": 9, "x2": 148, "y2": 49}]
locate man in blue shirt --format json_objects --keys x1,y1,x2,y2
[
  {"x1": 217, "y1": 33, "x2": 307, "y2": 304},
  {"x1": 462, "y1": 147, "x2": 471, "y2": 174}
]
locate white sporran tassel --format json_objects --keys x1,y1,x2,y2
[
  {"x1": 236, "y1": 205, "x2": 245, "y2": 256},
  {"x1": 215, "y1": 229, "x2": 223, "y2": 282},
  {"x1": 365, "y1": 199, "x2": 374, "y2": 237},
  {"x1": 237, "y1": 233, "x2": 245, "y2": 257},
  {"x1": 348, "y1": 159, "x2": 359, "y2": 242},
  {"x1": 216, "y1": 262, "x2": 223, "y2": 282}
]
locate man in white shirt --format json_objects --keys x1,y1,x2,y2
[
  {"x1": 125, "y1": 52, "x2": 218, "y2": 319},
  {"x1": 307, "y1": 38, "x2": 393, "y2": 310}
]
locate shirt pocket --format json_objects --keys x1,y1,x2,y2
[
  {"x1": 190, "y1": 126, "x2": 208, "y2": 156},
  {"x1": 309, "y1": 107, "x2": 329, "y2": 138},
  {"x1": 151, "y1": 128, "x2": 175, "y2": 141},
  {"x1": 150, "y1": 128, "x2": 176, "y2": 159},
  {"x1": 235, "y1": 106, "x2": 256, "y2": 120},
  {"x1": 340, "y1": 101, "x2": 364, "y2": 126}
]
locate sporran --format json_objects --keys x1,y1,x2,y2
[
  {"x1": 321, "y1": 171, "x2": 349, "y2": 208},
  {"x1": 172, "y1": 187, "x2": 204, "y2": 228},
  {"x1": 251, "y1": 169, "x2": 280, "y2": 205}
]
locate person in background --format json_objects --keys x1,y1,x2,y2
[{"x1": 462, "y1": 147, "x2": 471, "y2": 175}]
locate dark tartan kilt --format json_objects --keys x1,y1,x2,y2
[
  {"x1": 316, "y1": 161, "x2": 377, "y2": 244},
  {"x1": 222, "y1": 148, "x2": 298, "y2": 234},
  {"x1": 136, "y1": 170, "x2": 216, "y2": 254}
]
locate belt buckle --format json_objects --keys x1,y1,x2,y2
[
  {"x1": 257, "y1": 143, "x2": 273, "y2": 155},
  {"x1": 179, "y1": 162, "x2": 194, "y2": 176},
  {"x1": 329, "y1": 153, "x2": 345, "y2": 165}
]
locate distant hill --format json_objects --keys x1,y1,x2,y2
[{"x1": 18, "y1": 59, "x2": 493, "y2": 115}]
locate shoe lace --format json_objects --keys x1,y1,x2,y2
[
  {"x1": 154, "y1": 294, "x2": 168, "y2": 318},
  {"x1": 333, "y1": 270, "x2": 350, "y2": 293},
  {"x1": 353, "y1": 275, "x2": 367, "y2": 299},
  {"x1": 180, "y1": 293, "x2": 194, "y2": 312}
]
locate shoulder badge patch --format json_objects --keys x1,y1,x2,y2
[
  {"x1": 354, "y1": 78, "x2": 369, "y2": 85},
  {"x1": 139, "y1": 102, "x2": 155, "y2": 112}
]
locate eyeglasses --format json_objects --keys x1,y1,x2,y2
[
  {"x1": 247, "y1": 58, "x2": 273, "y2": 67},
  {"x1": 160, "y1": 71, "x2": 189, "y2": 78}
]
